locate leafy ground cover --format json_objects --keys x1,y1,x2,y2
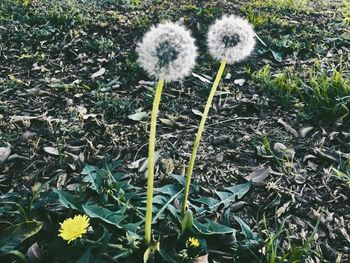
[{"x1": 0, "y1": 0, "x2": 349, "y2": 262}]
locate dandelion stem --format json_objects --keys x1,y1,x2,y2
[
  {"x1": 181, "y1": 60, "x2": 227, "y2": 216},
  {"x1": 145, "y1": 79, "x2": 165, "y2": 246}
]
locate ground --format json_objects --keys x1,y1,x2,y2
[{"x1": 0, "y1": 0, "x2": 349, "y2": 262}]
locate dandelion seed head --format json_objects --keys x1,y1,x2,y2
[
  {"x1": 137, "y1": 22, "x2": 197, "y2": 81},
  {"x1": 207, "y1": 15, "x2": 255, "y2": 64}
]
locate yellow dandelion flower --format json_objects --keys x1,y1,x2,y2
[
  {"x1": 58, "y1": 214, "x2": 90, "y2": 244},
  {"x1": 188, "y1": 237, "x2": 200, "y2": 248}
]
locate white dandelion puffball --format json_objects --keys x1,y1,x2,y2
[
  {"x1": 207, "y1": 15, "x2": 256, "y2": 64},
  {"x1": 137, "y1": 22, "x2": 197, "y2": 82}
]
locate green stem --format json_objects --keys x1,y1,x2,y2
[
  {"x1": 181, "y1": 60, "x2": 227, "y2": 215},
  {"x1": 145, "y1": 79, "x2": 165, "y2": 246}
]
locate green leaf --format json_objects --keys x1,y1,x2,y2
[
  {"x1": 234, "y1": 216, "x2": 260, "y2": 247},
  {"x1": 171, "y1": 174, "x2": 186, "y2": 185},
  {"x1": 0, "y1": 221, "x2": 43, "y2": 254},
  {"x1": 76, "y1": 248, "x2": 92, "y2": 263},
  {"x1": 181, "y1": 210, "x2": 194, "y2": 233},
  {"x1": 194, "y1": 219, "x2": 235, "y2": 235},
  {"x1": 81, "y1": 164, "x2": 103, "y2": 191},
  {"x1": 271, "y1": 49, "x2": 283, "y2": 62},
  {"x1": 154, "y1": 184, "x2": 180, "y2": 196},
  {"x1": 53, "y1": 189, "x2": 82, "y2": 211},
  {"x1": 152, "y1": 186, "x2": 183, "y2": 223},
  {"x1": 2, "y1": 250, "x2": 29, "y2": 262},
  {"x1": 196, "y1": 182, "x2": 252, "y2": 215},
  {"x1": 193, "y1": 197, "x2": 219, "y2": 208},
  {"x1": 82, "y1": 204, "x2": 127, "y2": 227},
  {"x1": 234, "y1": 216, "x2": 254, "y2": 239}
]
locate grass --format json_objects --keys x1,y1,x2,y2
[
  {"x1": 250, "y1": 61, "x2": 350, "y2": 123},
  {"x1": 257, "y1": 215, "x2": 319, "y2": 263},
  {"x1": 339, "y1": 0, "x2": 350, "y2": 24},
  {"x1": 332, "y1": 155, "x2": 350, "y2": 186},
  {"x1": 249, "y1": 0, "x2": 311, "y2": 12}
]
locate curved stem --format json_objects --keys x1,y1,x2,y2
[
  {"x1": 145, "y1": 79, "x2": 165, "y2": 246},
  {"x1": 181, "y1": 60, "x2": 227, "y2": 215}
]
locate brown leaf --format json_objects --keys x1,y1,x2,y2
[
  {"x1": 299, "y1": 126, "x2": 313, "y2": 137},
  {"x1": 0, "y1": 145, "x2": 11, "y2": 164},
  {"x1": 192, "y1": 254, "x2": 209, "y2": 263},
  {"x1": 276, "y1": 201, "x2": 290, "y2": 218},
  {"x1": 192, "y1": 109, "x2": 203, "y2": 117},
  {"x1": 160, "y1": 158, "x2": 174, "y2": 175},
  {"x1": 43, "y1": 146, "x2": 59, "y2": 156},
  {"x1": 128, "y1": 111, "x2": 147, "y2": 121},
  {"x1": 273, "y1": 143, "x2": 295, "y2": 159},
  {"x1": 244, "y1": 166, "x2": 270, "y2": 183},
  {"x1": 91, "y1": 67, "x2": 105, "y2": 79},
  {"x1": 278, "y1": 118, "x2": 299, "y2": 138},
  {"x1": 27, "y1": 242, "x2": 45, "y2": 263},
  {"x1": 138, "y1": 150, "x2": 161, "y2": 172}
]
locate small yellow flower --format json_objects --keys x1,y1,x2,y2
[
  {"x1": 58, "y1": 215, "x2": 90, "y2": 244},
  {"x1": 188, "y1": 237, "x2": 200, "y2": 248}
]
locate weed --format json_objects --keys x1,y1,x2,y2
[
  {"x1": 339, "y1": 0, "x2": 350, "y2": 25},
  {"x1": 256, "y1": 215, "x2": 319, "y2": 263},
  {"x1": 303, "y1": 62, "x2": 350, "y2": 122},
  {"x1": 331, "y1": 155, "x2": 350, "y2": 186},
  {"x1": 245, "y1": 5, "x2": 266, "y2": 28},
  {"x1": 251, "y1": 65, "x2": 300, "y2": 105},
  {"x1": 249, "y1": 0, "x2": 311, "y2": 12},
  {"x1": 92, "y1": 80, "x2": 134, "y2": 118},
  {"x1": 251, "y1": 62, "x2": 350, "y2": 123}
]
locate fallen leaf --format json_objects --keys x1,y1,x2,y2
[
  {"x1": 128, "y1": 158, "x2": 146, "y2": 169},
  {"x1": 43, "y1": 146, "x2": 59, "y2": 156},
  {"x1": 276, "y1": 201, "x2": 290, "y2": 218},
  {"x1": 26, "y1": 242, "x2": 45, "y2": 263},
  {"x1": 234, "y1": 79, "x2": 245, "y2": 86},
  {"x1": 159, "y1": 118, "x2": 175, "y2": 126},
  {"x1": 160, "y1": 158, "x2": 174, "y2": 175},
  {"x1": 128, "y1": 111, "x2": 147, "y2": 121},
  {"x1": 244, "y1": 166, "x2": 270, "y2": 183},
  {"x1": 192, "y1": 72, "x2": 212, "y2": 84},
  {"x1": 192, "y1": 254, "x2": 209, "y2": 263},
  {"x1": 91, "y1": 67, "x2": 105, "y2": 79},
  {"x1": 278, "y1": 118, "x2": 299, "y2": 138},
  {"x1": 192, "y1": 109, "x2": 203, "y2": 117},
  {"x1": 299, "y1": 126, "x2": 313, "y2": 137},
  {"x1": 139, "y1": 151, "x2": 161, "y2": 172},
  {"x1": 273, "y1": 143, "x2": 295, "y2": 159},
  {"x1": 0, "y1": 145, "x2": 11, "y2": 164}
]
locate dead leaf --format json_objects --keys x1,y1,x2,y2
[
  {"x1": 299, "y1": 126, "x2": 313, "y2": 137},
  {"x1": 160, "y1": 158, "x2": 174, "y2": 175},
  {"x1": 128, "y1": 111, "x2": 147, "y2": 121},
  {"x1": 0, "y1": 145, "x2": 11, "y2": 164},
  {"x1": 192, "y1": 254, "x2": 209, "y2": 263},
  {"x1": 138, "y1": 151, "x2": 161, "y2": 172},
  {"x1": 294, "y1": 174, "x2": 306, "y2": 184},
  {"x1": 273, "y1": 143, "x2": 295, "y2": 159},
  {"x1": 43, "y1": 146, "x2": 59, "y2": 156},
  {"x1": 234, "y1": 79, "x2": 245, "y2": 86},
  {"x1": 159, "y1": 118, "x2": 175, "y2": 126},
  {"x1": 278, "y1": 118, "x2": 299, "y2": 138},
  {"x1": 192, "y1": 72, "x2": 212, "y2": 84},
  {"x1": 192, "y1": 109, "x2": 203, "y2": 117},
  {"x1": 26, "y1": 242, "x2": 45, "y2": 263},
  {"x1": 91, "y1": 67, "x2": 105, "y2": 79},
  {"x1": 276, "y1": 201, "x2": 290, "y2": 218},
  {"x1": 244, "y1": 166, "x2": 270, "y2": 183},
  {"x1": 128, "y1": 158, "x2": 146, "y2": 169}
]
